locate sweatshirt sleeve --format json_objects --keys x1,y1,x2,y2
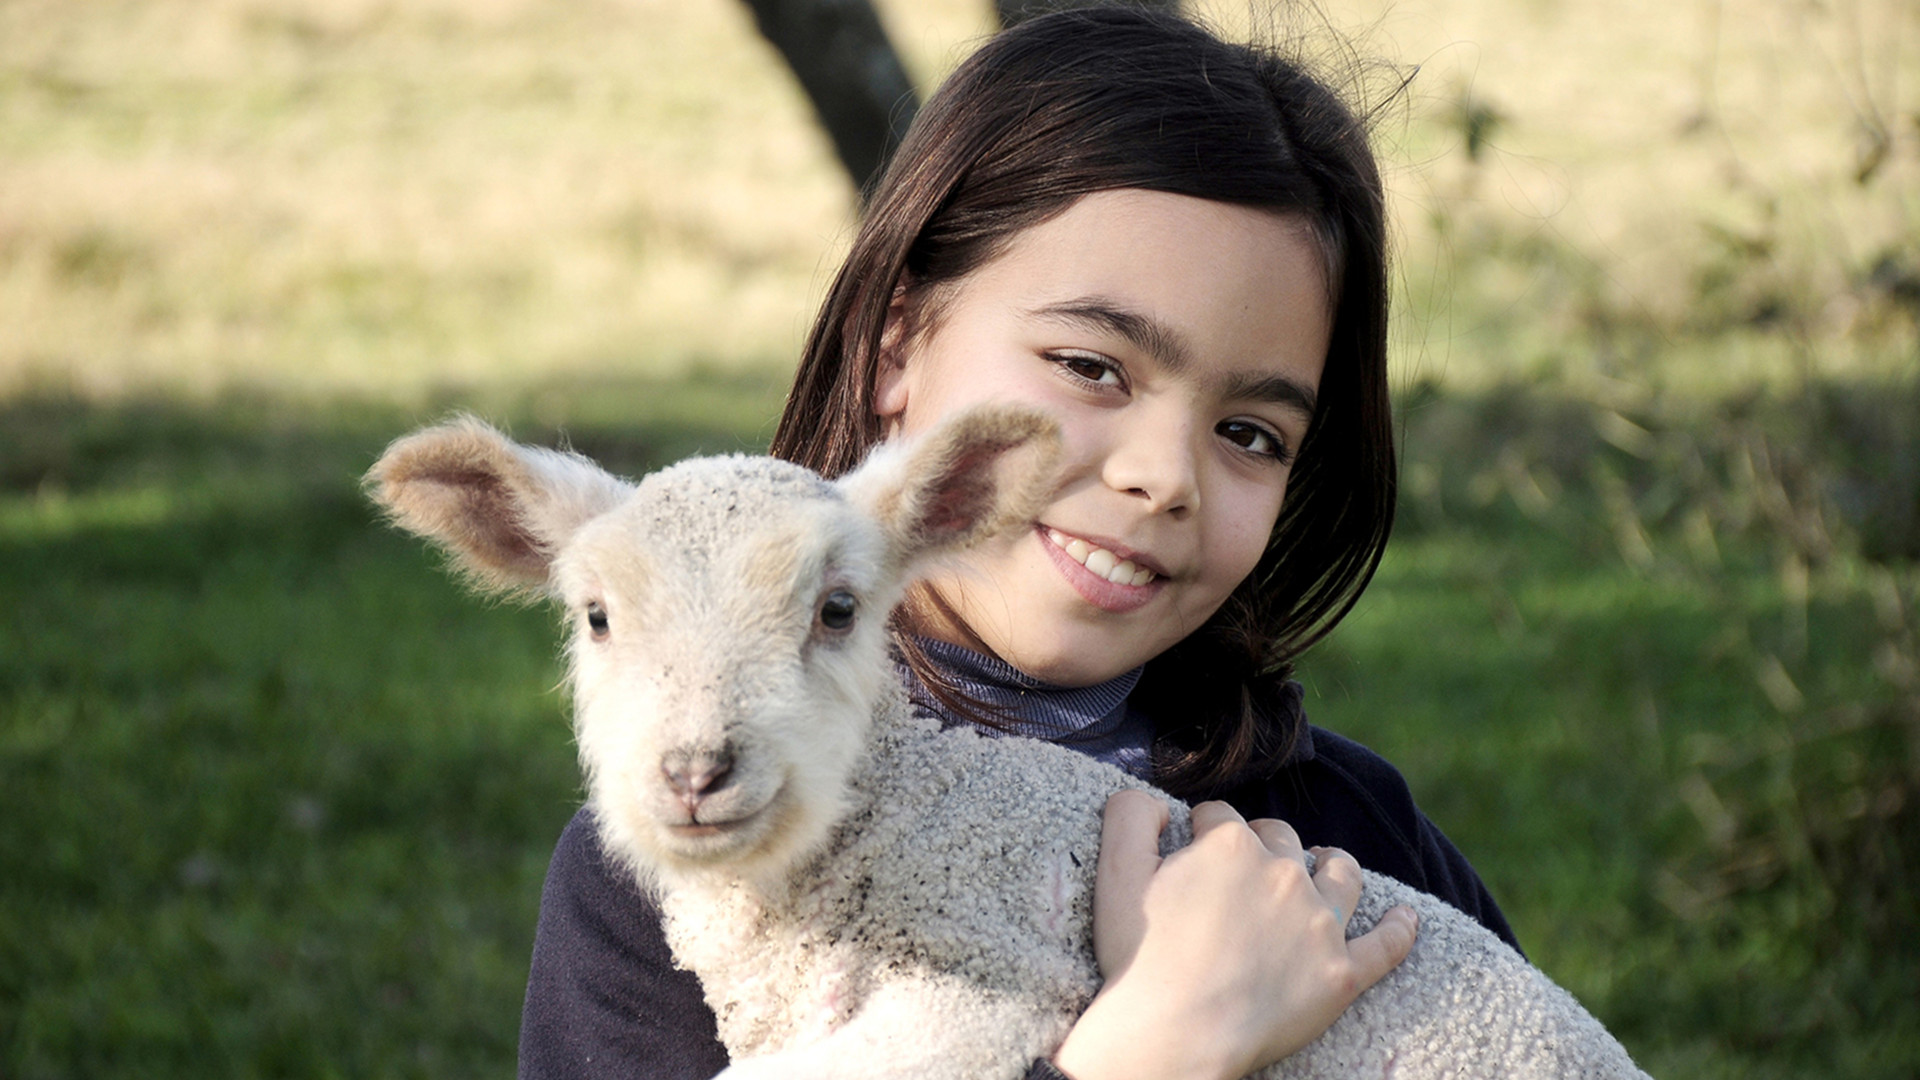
[
  {"x1": 1223, "y1": 725, "x2": 1524, "y2": 956},
  {"x1": 518, "y1": 808, "x2": 731, "y2": 1080},
  {"x1": 1313, "y1": 727, "x2": 1520, "y2": 953},
  {"x1": 1407, "y1": 802, "x2": 1520, "y2": 953}
]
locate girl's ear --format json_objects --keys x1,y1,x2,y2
[
  {"x1": 838, "y1": 405, "x2": 1060, "y2": 575},
  {"x1": 871, "y1": 287, "x2": 913, "y2": 424},
  {"x1": 366, "y1": 416, "x2": 633, "y2": 598}
]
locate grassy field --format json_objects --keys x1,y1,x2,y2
[
  {"x1": 5, "y1": 378, "x2": 1914, "y2": 1078},
  {"x1": 2, "y1": 0, "x2": 1917, "y2": 1076},
  {"x1": 0, "y1": 381, "x2": 784, "y2": 1076}
]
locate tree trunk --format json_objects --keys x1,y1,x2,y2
[
  {"x1": 738, "y1": 0, "x2": 919, "y2": 199},
  {"x1": 994, "y1": 0, "x2": 1179, "y2": 29}
]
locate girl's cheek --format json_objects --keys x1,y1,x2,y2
[{"x1": 1221, "y1": 485, "x2": 1288, "y2": 574}]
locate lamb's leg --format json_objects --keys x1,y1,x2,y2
[
  {"x1": 1266, "y1": 875, "x2": 1652, "y2": 1080},
  {"x1": 715, "y1": 975, "x2": 1074, "y2": 1080}
]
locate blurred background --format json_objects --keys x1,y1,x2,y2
[{"x1": 1, "y1": 0, "x2": 1914, "y2": 1075}]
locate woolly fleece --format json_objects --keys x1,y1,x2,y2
[
  {"x1": 659, "y1": 684, "x2": 1652, "y2": 1080},
  {"x1": 369, "y1": 410, "x2": 1652, "y2": 1080}
]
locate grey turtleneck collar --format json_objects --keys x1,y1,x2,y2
[{"x1": 900, "y1": 638, "x2": 1157, "y2": 780}]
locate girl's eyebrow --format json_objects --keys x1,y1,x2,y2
[
  {"x1": 1219, "y1": 371, "x2": 1318, "y2": 420},
  {"x1": 1025, "y1": 297, "x2": 1319, "y2": 419},
  {"x1": 1026, "y1": 298, "x2": 1190, "y2": 371}
]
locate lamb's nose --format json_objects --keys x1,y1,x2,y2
[{"x1": 663, "y1": 750, "x2": 735, "y2": 813}]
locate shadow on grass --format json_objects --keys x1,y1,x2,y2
[
  {"x1": 1, "y1": 371, "x2": 1915, "y2": 1078},
  {"x1": 1317, "y1": 374, "x2": 1920, "y2": 1079},
  {"x1": 0, "y1": 374, "x2": 783, "y2": 1078}
]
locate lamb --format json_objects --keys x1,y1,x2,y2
[{"x1": 367, "y1": 405, "x2": 1652, "y2": 1080}]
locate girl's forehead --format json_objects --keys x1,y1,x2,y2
[
  {"x1": 965, "y1": 192, "x2": 1321, "y2": 303},
  {"x1": 937, "y1": 190, "x2": 1332, "y2": 385}
]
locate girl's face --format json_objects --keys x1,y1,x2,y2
[{"x1": 875, "y1": 189, "x2": 1332, "y2": 687}]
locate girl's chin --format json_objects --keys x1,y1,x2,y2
[
  {"x1": 989, "y1": 633, "x2": 1159, "y2": 687},
  {"x1": 919, "y1": 605, "x2": 1160, "y2": 686}
]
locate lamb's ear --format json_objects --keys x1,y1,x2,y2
[
  {"x1": 365, "y1": 416, "x2": 632, "y2": 596},
  {"x1": 838, "y1": 406, "x2": 1061, "y2": 571}
]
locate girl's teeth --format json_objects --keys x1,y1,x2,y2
[{"x1": 1046, "y1": 528, "x2": 1157, "y2": 587}]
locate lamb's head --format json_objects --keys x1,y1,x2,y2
[{"x1": 367, "y1": 407, "x2": 1058, "y2": 891}]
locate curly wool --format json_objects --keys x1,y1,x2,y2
[
  {"x1": 659, "y1": 689, "x2": 1650, "y2": 1080},
  {"x1": 368, "y1": 408, "x2": 1650, "y2": 1080}
]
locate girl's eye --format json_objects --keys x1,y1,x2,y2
[
  {"x1": 1048, "y1": 351, "x2": 1124, "y2": 389},
  {"x1": 817, "y1": 590, "x2": 857, "y2": 632},
  {"x1": 1218, "y1": 420, "x2": 1293, "y2": 464},
  {"x1": 586, "y1": 601, "x2": 610, "y2": 640}
]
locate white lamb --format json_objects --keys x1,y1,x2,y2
[{"x1": 368, "y1": 405, "x2": 1651, "y2": 1080}]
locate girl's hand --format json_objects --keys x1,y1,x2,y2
[{"x1": 1049, "y1": 790, "x2": 1418, "y2": 1080}]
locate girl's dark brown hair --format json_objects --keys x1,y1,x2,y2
[{"x1": 769, "y1": 5, "x2": 1396, "y2": 799}]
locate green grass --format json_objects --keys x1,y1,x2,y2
[
  {"x1": 1306, "y1": 383, "x2": 1920, "y2": 1078},
  {"x1": 1313, "y1": 529, "x2": 1910, "y2": 1078},
  {"x1": 0, "y1": 380, "x2": 784, "y2": 1077},
  {"x1": 4, "y1": 377, "x2": 1915, "y2": 1077},
  {"x1": 3, "y1": 0, "x2": 1915, "y2": 1074}
]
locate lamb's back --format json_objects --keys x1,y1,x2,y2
[
  {"x1": 1268, "y1": 870, "x2": 1649, "y2": 1079},
  {"x1": 664, "y1": 702, "x2": 1650, "y2": 1079}
]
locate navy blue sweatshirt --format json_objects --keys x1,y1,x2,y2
[{"x1": 517, "y1": 655, "x2": 1519, "y2": 1079}]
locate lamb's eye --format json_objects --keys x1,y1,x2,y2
[
  {"x1": 586, "y1": 601, "x2": 610, "y2": 640},
  {"x1": 818, "y1": 590, "x2": 857, "y2": 631}
]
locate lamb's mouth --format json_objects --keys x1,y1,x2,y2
[
  {"x1": 667, "y1": 813, "x2": 756, "y2": 838},
  {"x1": 663, "y1": 783, "x2": 785, "y2": 844}
]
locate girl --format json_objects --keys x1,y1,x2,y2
[{"x1": 519, "y1": 8, "x2": 1520, "y2": 1080}]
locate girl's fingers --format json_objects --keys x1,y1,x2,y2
[
  {"x1": 1307, "y1": 846, "x2": 1363, "y2": 930},
  {"x1": 1189, "y1": 798, "x2": 1249, "y2": 838},
  {"x1": 1246, "y1": 816, "x2": 1304, "y2": 860},
  {"x1": 1090, "y1": 790, "x2": 1171, "y2": 979},
  {"x1": 1345, "y1": 905, "x2": 1419, "y2": 986},
  {"x1": 1097, "y1": 790, "x2": 1170, "y2": 883},
  {"x1": 1071, "y1": 806, "x2": 1419, "y2": 1079}
]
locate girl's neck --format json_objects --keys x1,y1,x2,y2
[{"x1": 902, "y1": 636, "x2": 1155, "y2": 779}]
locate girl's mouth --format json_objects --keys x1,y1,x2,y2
[
  {"x1": 1039, "y1": 526, "x2": 1165, "y2": 613},
  {"x1": 1043, "y1": 527, "x2": 1159, "y2": 586}
]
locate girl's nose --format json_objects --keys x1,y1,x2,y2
[{"x1": 1101, "y1": 414, "x2": 1199, "y2": 518}]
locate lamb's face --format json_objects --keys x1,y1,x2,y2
[
  {"x1": 368, "y1": 406, "x2": 1058, "y2": 891},
  {"x1": 553, "y1": 456, "x2": 902, "y2": 888}
]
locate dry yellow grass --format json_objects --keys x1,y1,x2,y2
[
  {"x1": 1323, "y1": 0, "x2": 1920, "y2": 390},
  {"x1": 1, "y1": 0, "x2": 1912, "y2": 403}
]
